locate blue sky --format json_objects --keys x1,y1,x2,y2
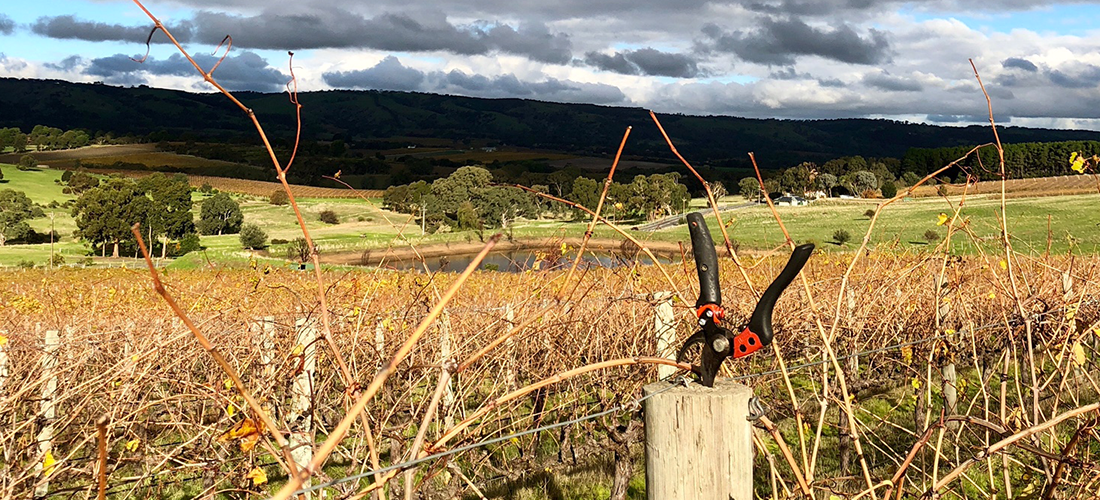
[{"x1": 2, "y1": 0, "x2": 1099, "y2": 129}]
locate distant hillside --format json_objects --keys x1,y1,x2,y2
[{"x1": 4, "y1": 77, "x2": 1100, "y2": 170}]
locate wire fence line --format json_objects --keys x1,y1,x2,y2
[
  {"x1": 288, "y1": 299, "x2": 1097, "y2": 495},
  {"x1": 16, "y1": 295, "x2": 1096, "y2": 498},
  {"x1": 295, "y1": 377, "x2": 690, "y2": 495}
]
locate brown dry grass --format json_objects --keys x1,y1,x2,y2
[
  {"x1": 909, "y1": 174, "x2": 1100, "y2": 198},
  {"x1": 2, "y1": 250, "x2": 1097, "y2": 498}
]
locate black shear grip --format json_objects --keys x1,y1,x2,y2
[
  {"x1": 686, "y1": 212, "x2": 720, "y2": 308},
  {"x1": 745, "y1": 243, "x2": 814, "y2": 347}
]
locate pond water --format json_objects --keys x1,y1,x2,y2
[{"x1": 366, "y1": 250, "x2": 679, "y2": 273}]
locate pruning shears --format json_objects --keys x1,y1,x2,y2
[{"x1": 677, "y1": 212, "x2": 814, "y2": 387}]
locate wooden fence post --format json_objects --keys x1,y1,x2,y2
[
  {"x1": 0, "y1": 330, "x2": 8, "y2": 399},
  {"x1": 256, "y1": 316, "x2": 276, "y2": 378},
  {"x1": 290, "y1": 317, "x2": 316, "y2": 493},
  {"x1": 505, "y1": 304, "x2": 516, "y2": 391},
  {"x1": 35, "y1": 328, "x2": 60, "y2": 499},
  {"x1": 374, "y1": 316, "x2": 386, "y2": 372},
  {"x1": 439, "y1": 309, "x2": 455, "y2": 428},
  {"x1": 652, "y1": 292, "x2": 677, "y2": 379},
  {"x1": 644, "y1": 379, "x2": 753, "y2": 500},
  {"x1": 935, "y1": 274, "x2": 958, "y2": 426}
]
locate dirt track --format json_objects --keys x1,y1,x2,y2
[
  {"x1": 320, "y1": 237, "x2": 686, "y2": 266},
  {"x1": 0, "y1": 144, "x2": 157, "y2": 164}
]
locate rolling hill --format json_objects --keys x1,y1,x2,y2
[{"x1": 3, "y1": 77, "x2": 1100, "y2": 170}]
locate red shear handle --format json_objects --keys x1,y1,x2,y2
[{"x1": 731, "y1": 328, "x2": 764, "y2": 358}]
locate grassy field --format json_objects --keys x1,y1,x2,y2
[
  {"x1": 3, "y1": 162, "x2": 1099, "y2": 268},
  {"x1": 0, "y1": 164, "x2": 77, "y2": 204},
  {"x1": 686, "y1": 193, "x2": 1100, "y2": 255}
]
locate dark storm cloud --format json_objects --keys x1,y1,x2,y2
[
  {"x1": 698, "y1": 17, "x2": 890, "y2": 65},
  {"x1": 584, "y1": 48, "x2": 702, "y2": 78},
  {"x1": 862, "y1": 71, "x2": 921, "y2": 91},
  {"x1": 322, "y1": 56, "x2": 627, "y2": 104},
  {"x1": 85, "y1": 51, "x2": 289, "y2": 92},
  {"x1": 1002, "y1": 57, "x2": 1037, "y2": 72},
  {"x1": 0, "y1": 14, "x2": 15, "y2": 35},
  {"x1": 32, "y1": 11, "x2": 572, "y2": 65},
  {"x1": 1048, "y1": 65, "x2": 1100, "y2": 89},
  {"x1": 322, "y1": 55, "x2": 426, "y2": 91},
  {"x1": 31, "y1": 15, "x2": 192, "y2": 44},
  {"x1": 189, "y1": 10, "x2": 487, "y2": 53},
  {"x1": 769, "y1": 67, "x2": 814, "y2": 80},
  {"x1": 743, "y1": 0, "x2": 880, "y2": 16},
  {"x1": 45, "y1": 55, "x2": 85, "y2": 71},
  {"x1": 479, "y1": 23, "x2": 572, "y2": 64}
]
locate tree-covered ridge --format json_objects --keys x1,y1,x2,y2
[
  {"x1": 3, "y1": 78, "x2": 1100, "y2": 171},
  {"x1": 901, "y1": 140, "x2": 1100, "y2": 181}
]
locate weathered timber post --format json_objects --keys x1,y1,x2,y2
[
  {"x1": 0, "y1": 330, "x2": 8, "y2": 399},
  {"x1": 504, "y1": 303, "x2": 517, "y2": 391},
  {"x1": 652, "y1": 292, "x2": 677, "y2": 379},
  {"x1": 935, "y1": 273, "x2": 958, "y2": 427},
  {"x1": 374, "y1": 316, "x2": 386, "y2": 372},
  {"x1": 439, "y1": 309, "x2": 455, "y2": 428},
  {"x1": 290, "y1": 317, "x2": 317, "y2": 495},
  {"x1": 644, "y1": 379, "x2": 753, "y2": 500},
  {"x1": 35, "y1": 328, "x2": 60, "y2": 499},
  {"x1": 255, "y1": 316, "x2": 276, "y2": 378}
]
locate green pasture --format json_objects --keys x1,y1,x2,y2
[
  {"x1": 0, "y1": 164, "x2": 77, "y2": 204},
  {"x1": 2, "y1": 163, "x2": 1098, "y2": 268},
  {"x1": 683, "y1": 194, "x2": 1100, "y2": 255}
]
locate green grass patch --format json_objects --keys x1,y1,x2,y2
[
  {"x1": 0, "y1": 163, "x2": 77, "y2": 204},
  {"x1": 677, "y1": 194, "x2": 1100, "y2": 255},
  {"x1": 4, "y1": 182, "x2": 1100, "y2": 269}
]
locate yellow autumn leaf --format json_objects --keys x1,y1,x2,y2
[
  {"x1": 131, "y1": 354, "x2": 139, "y2": 362},
  {"x1": 901, "y1": 346, "x2": 913, "y2": 365},
  {"x1": 936, "y1": 213, "x2": 948, "y2": 226},
  {"x1": 246, "y1": 467, "x2": 268, "y2": 486},
  {"x1": 226, "y1": 404, "x2": 236, "y2": 417},
  {"x1": 290, "y1": 344, "x2": 303, "y2": 356},
  {"x1": 1066, "y1": 305, "x2": 1078, "y2": 321},
  {"x1": 240, "y1": 433, "x2": 261, "y2": 453},
  {"x1": 0, "y1": 333, "x2": 7, "y2": 346},
  {"x1": 911, "y1": 378, "x2": 921, "y2": 390},
  {"x1": 1072, "y1": 157, "x2": 1086, "y2": 173},
  {"x1": 125, "y1": 439, "x2": 141, "y2": 452},
  {"x1": 988, "y1": 291, "x2": 996, "y2": 299},
  {"x1": 945, "y1": 328, "x2": 955, "y2": 335},
  {"x1": 1073, "y1": 342, "x2": 1086, "y2": 367},
  {"x1": 224, "y1": 378, "x2": 234, "y2": 391},
  {"x1": 43, "y1": 450, "x2": 57, "y2": 477},
  {"x1": 999, "y1": 259, "x2": 1007, "y2": 270}
]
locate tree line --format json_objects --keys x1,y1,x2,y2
[
  {"x1": 743, "y1": 140, "x2": 1098, "y2": 200},
  {"x1": 383, "y1": 166, "x2": 690, "y2": 232},
  {"x1": 67, "y1": 173, "x2": 248, "y2": 258},
  {"x1": 901, "y1": 140, "x2": 1100, "y2": 181},
  {"x1": 0, "y1": 126, "x2": 91, "y2": 153}
]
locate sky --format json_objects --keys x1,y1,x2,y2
[{"x1": 1, "y1": 0, "x2": 1100, "y2": 130}]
